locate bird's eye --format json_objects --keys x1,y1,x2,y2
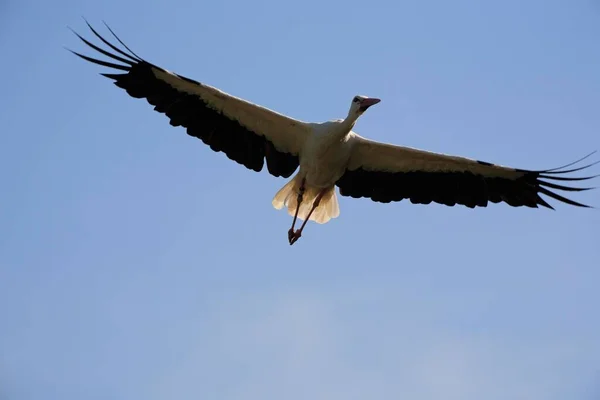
[{"x1": 353, "y1": 97, "x2": 359, "y2": 103}]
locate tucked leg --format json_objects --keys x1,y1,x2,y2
[
  {"x1": 288, "y1": 178, "x2": 306, "y2": 243},
  {"x1": 289, "y1": 188, "x2": 326, "y2": 246}
]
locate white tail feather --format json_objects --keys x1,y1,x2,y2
[{"x1": 272, "y1": 176, "x2": 340, "y2": 224}]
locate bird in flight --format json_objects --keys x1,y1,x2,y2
[{"x1": 69, "y1": 21, "x2": 597, "y2": 245}]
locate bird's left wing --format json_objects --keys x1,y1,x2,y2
[
  {"x1": 68, "y1": 21, "x2": 311, "y2": 178},
  {"x1": 336, "y1": 134, "x2": 597, "y2": 209}
]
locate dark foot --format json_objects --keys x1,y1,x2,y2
[
  {"x1": 289, "y1": 230, "x2": 302, "y2": 245},
  {"x1": 288, "y1": 228, "x2": 295, "y2": 243}
]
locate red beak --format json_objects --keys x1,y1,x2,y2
[{"x1": 359, "y1": 98, "x2": 381, "y2": 110}]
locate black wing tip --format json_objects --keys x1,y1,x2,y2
[
  {"x1": 525, "y1": 150, "x2": 598, "y2": 210},
  {"x1": 68, "y1": 18, "x2": 145, "y2": 71}
]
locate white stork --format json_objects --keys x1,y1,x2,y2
[{"x1": 69, "y1": 22, "x2": 597, "y2": 245}]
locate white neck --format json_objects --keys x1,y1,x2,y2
[
  {"x1": 321, "y1": 114, "x2": 355, "y2": 145},
  {"x1": 343, "y1": 108, "x2": 361, "y2": 128}
]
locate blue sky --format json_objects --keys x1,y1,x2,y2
[{"x1": 1, "y1": 0, "x2": 600, "y2": 399}]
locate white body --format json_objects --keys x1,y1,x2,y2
[{"x1": 273, "y1": 120, "x2": 357, "y2": 224}]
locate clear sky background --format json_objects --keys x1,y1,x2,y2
[{"x1": 1, "y1": 0, "x2": 600, "y2": 399}]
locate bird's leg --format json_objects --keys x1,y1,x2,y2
[
  {"x1": 289, "y1": 189, "x2": 326, "y2": 246},
  {"x1": 288, "y1": 178, "x2": 306, "y2": 243}
]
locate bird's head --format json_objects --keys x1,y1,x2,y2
[{"x1": 347, "y1": 95, "x2": 381, "y2": 121}]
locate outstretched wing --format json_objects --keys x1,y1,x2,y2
[
  {"x1": 69, "y1": 21, "x2": 311, "y2": 178},
  {"x1": 336, "y1": 134, "x2": 597, "y2": 209}
]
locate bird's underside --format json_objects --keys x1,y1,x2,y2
[
  {"x1": 69, "y1": 20, "x2": 598, "y2": 246},
  {"x1": 272, "y1": 175, "x2": 340, "y2": 245}
]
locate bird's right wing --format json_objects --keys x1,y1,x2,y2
[
  {"x1": 336, "y1": 134, "x2": 597, "y2": 209},
  {"x1": 69, "y1": 21, "x2": 311, "y2": 178}
]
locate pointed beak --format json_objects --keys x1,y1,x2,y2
[{"x1": 359, "y1": 98, "x2": 381, "y2": 111}]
